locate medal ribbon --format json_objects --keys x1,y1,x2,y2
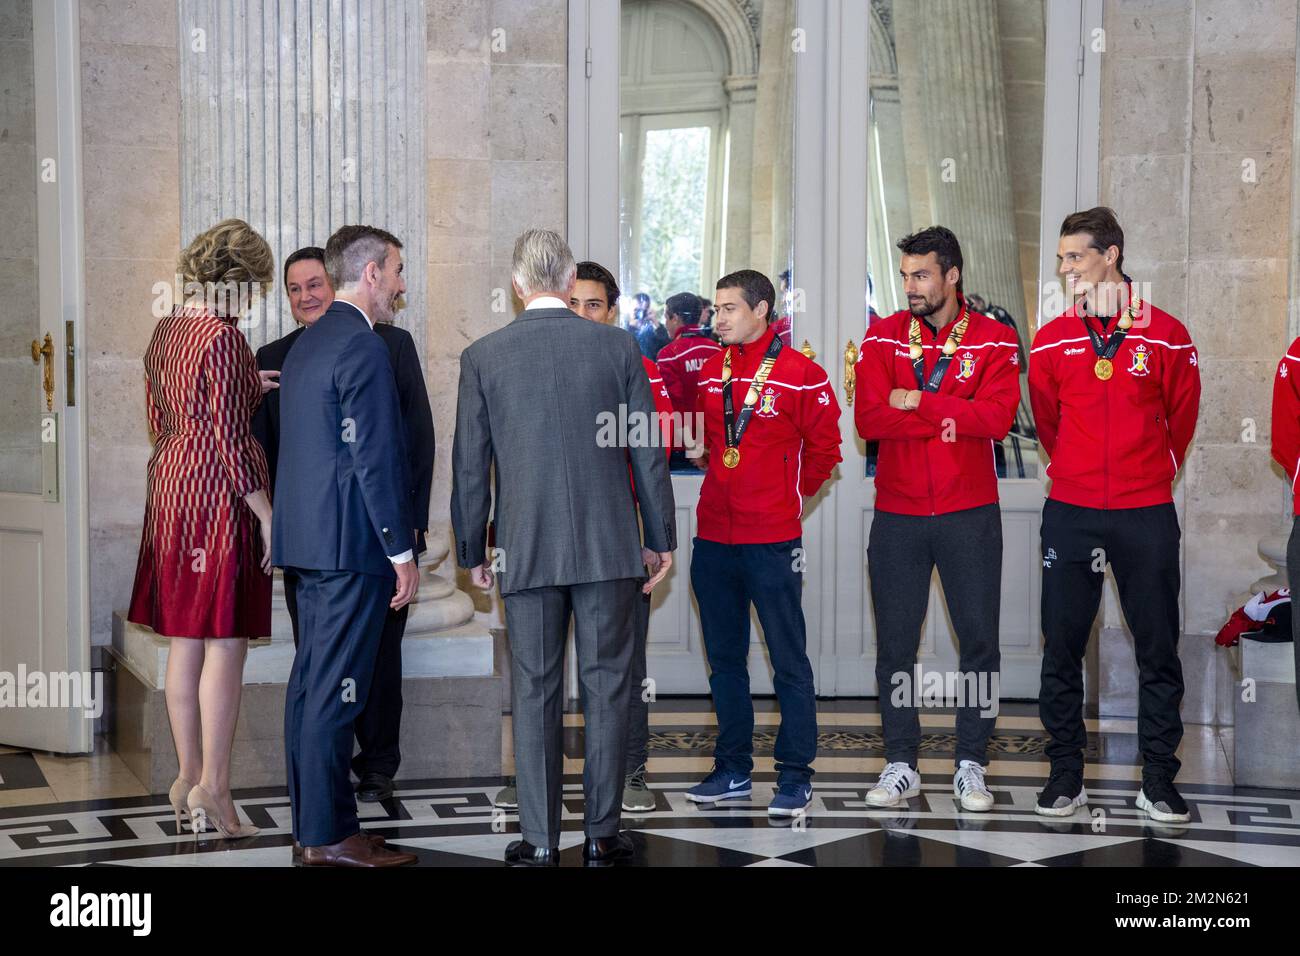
[
  {"x1": 1082, "y1": 279, "x2": 1140, "y2": 363},
  {"x1": 910, "y1": 303, "x2": 970, "y2": 392},
  {"x1": 723, "y1": 334, "x2": 784, "y2": 455}
]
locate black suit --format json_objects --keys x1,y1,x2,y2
[{"x1": 256, "y1": 314, "x2": 435, "y2": 783}]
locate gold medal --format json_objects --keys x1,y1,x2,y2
[
  {"x1": 909, "y1": 344, "x2": 923, "y2": 361},
  {"x1": 722, "y1": 447, "x2": 740, "y2": 468},
  {"x1": 1094, "y1": 358, "x2": 1113, "y2": 381},
  {"x1": 942, "y1": 338, "x2": 958, "y2": 356}
]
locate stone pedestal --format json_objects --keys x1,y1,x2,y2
[
  {"x1": 107, "y1": 544, "x2": 502, "y2": 793},
  {"x1": 1230, "y1": 638, "x2": 1300, "y2": 789},
  {"x1": 1098, "y1": 625, "x2": 1222, "y2": 727},
  {"x1": 1253, "y1": 531, "x2": 1290, "y2": 593}
]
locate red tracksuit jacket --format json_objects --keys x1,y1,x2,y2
[
  {"x1": 1270, "y1": 337, "x2": 1300, "y2": 513},
  {"x1": 656, "y1": 327, "x2": 722, "y2": 445},
  {"x1": 643, "y1": 356, "x2": 674, "y2": 458},
  {"x1": 854, "y1": 306, "x2": 1021, "y2": 515},
  {"x1": 694, "y1": 324, "x2": 843, "y2": 544},
  {"x1": 1029, "y1": 299, "x2": 1200, "y2": 509}
]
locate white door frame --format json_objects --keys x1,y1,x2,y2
[{"x1": 0, "y1": 0, "x2": 91, "y2": 753}]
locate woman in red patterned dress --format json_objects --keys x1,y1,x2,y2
[{"x1": 128, "y1": 218, "x2": 276, "y2": 838}]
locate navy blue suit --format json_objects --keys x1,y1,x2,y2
[
  {"x1": 255, "y1": 318, "x2": 435, "y2": 781},
  {"x1": 271, "y1": 300, "x2": 414, "y2": 847}
]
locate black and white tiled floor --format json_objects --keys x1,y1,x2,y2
[{"x1": 1, "y1": 701, "x2": 1297, "y2": 867}]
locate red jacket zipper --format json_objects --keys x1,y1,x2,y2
[
  {"x1": 1103, "y1": 337, "x2": 1111, "y2": 509},
  {"x1": 924, "y1": 330, "x2": 936, "y2": 514}
]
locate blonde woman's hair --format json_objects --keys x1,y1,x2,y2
[{"x1": 177, "y1": 218, "x2": 274, "y2": 315}]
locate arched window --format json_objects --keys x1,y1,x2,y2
[{"x1": 619, "y1": 0, "x2": 730, "y2": 311}]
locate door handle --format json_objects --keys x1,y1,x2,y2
[
  {"x1": 844, "y1": 339, "x2": 859, "y2": 406},
  {"x1": 30, "y1": 332, "x2": 54, "y2": 412}
]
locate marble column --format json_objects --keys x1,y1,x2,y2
[
  {"x1": 177, "y1": 0, "x2": 476, "y2": 633},
  {"x1": 903, "y1": 0, "x2": 1025, "y2": 326},
  {"x1": 177, "y1": 0, "x2": 427, "y2": 359}
]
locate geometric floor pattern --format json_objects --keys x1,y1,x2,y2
[
  {"x1": 2, "y1": 772, "x2": 1298, "y2": 867},
  {"x1": 3, "y1": 699, "x2": 1298, "y2": 866}
]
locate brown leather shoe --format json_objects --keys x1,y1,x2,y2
[
  {"x1": 300, "y1": 833, "x2": 415, "y2": 867},
  {"x1": 292, "y1": 831, "x2": 386, "y2": 862}
]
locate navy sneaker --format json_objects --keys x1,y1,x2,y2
[
  {"x1": 767, "y1": 781, "x2": 813, "y2": 816},
  {"x1": 684, "y1": 765, "x2": 752, "y2": 803}
]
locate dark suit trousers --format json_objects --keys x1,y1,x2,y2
[
  {"x1": 624, "y1": 588, "x2": 652, "y2": 774},
  {"x1": 283, "y1": 567, "x2": 391, "y2": 847},
  {"x1": 285, "y1": 569, "x2": 408, "y2": 778},
  {"x1": 503, "y1": 578, "x2": 639, "y2": 848}
]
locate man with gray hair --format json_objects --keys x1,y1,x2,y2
[{"x1": 452, "y1": 228, "x2": 676, "y2": 866}]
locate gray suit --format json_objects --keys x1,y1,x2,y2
[{"x1": 451, "y1": 305, "x2": 676, "y2": 847}]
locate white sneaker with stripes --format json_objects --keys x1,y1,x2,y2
[
  {"x1": 953, "y1": 760, "x2": 994, "y2": 812},
  {"x1": 866, "y1": 762, "x2": 921, "y2": 807}
]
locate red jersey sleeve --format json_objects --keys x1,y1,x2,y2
[
  {"x1": 795, "y1": 360, "x2": 843, "y2": 497},
  {"x1": 854, "y1": 330, "x2": 939, "y2": 440},
  {"x1": 1027, "y1": 327, "x2": 1060, "y2": 460},
  {"x1": 642, "y1": 356, "x2": 673, "y2": 461},
  {"x1": 1160, "y1": 320, "x2": 1201, "y2": 472},
  {"x1": 1270, "y1": 337, "x2": 1300, "y2": 481}
]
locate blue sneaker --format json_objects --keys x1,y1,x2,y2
[
  {"x1": 767, "y1": 781, "x2": 813, "y2": 816},
  {"x1": 684, "y1": 766, "x2": 752, "y2": 803}
]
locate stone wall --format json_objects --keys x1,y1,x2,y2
[
  {"x1": 80, "y1": 0, "x2": 180, "y2": 645},
  {"x1": 424, "y1": 0, "x2": 568, "y2": 606},
  {"x1": 1099, "y1": 0, "x2": 1296, "y2": 639}
]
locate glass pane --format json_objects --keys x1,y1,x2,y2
[
  {"x1": 0, "y1": 0, "x2": 42, "y2": 494},
  {"x1": 866, "y1": 0, "x2": 1045, "y2": 479},
  {"x1": 638, "y1": 126, "x2": 710, "y2": 303},
  {"x1": 620, "y1": 0, "x2": 796, "y2": 474}
]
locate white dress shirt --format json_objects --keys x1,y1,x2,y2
[{"x1": 525, "y1": 295, "x2": 569, "y2": 311}]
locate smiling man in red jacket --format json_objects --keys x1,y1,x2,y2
[
  {"x1": 1029, "y1": 207, "x2": 1201, "y2": 824},
  {"x1": 855, "y1": 226, "x2": 1020, "y2": 813},
  {"x1": 684, "y1": 269, "x2": 842, "y2": 817}
]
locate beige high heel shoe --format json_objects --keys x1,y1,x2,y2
[
  {"x1": 168, "y1": 777, "x2": 193, "y2": 833},
  {"x1": 186, "y1": 784, "x2": 260, "y2": 838}
]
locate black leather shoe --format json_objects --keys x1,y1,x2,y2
[
  {"x1": 504, "y1": 839, "x2": 559, "y2": 866},
  {"x1": 582, "y1": 832, "x2": 634, "y2": 865},
  {"x1": 355, "y1": 773, "x2": 394, "y2": 802}
]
